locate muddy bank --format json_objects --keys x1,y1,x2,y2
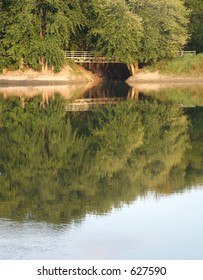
[
  {"x1": 0, "y1": 64, "x2": 100, "y2": 86},
  {"x1": 0, "y1": 64, "x2": 101, "y2": 99}
]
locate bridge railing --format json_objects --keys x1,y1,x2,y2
[
  {"x1": 64, "y1": 51, "x2": 117, "y2": 63},
  {"x1": 177, "y1": 51, "x2": 196, "y2": 57},
  {"x1": 64, "y1": 50, "x2": 197, "y2": 63},
  {"x1": 64, "y1": 51, "x2": 94, "y2": 58}
]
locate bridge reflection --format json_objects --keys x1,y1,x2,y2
[{"x1": 66, "y1": 97, "x2": 126, "y2": 111}]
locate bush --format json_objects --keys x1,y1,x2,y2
[{"x1": 146, "y1": 53, "x2": 203, "y2": 75}]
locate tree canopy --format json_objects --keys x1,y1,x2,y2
[
  {"x1": 0, "y1": 0, "x2": 83, "y2": 71},
  {"x1": 128, "y1": 0, "x2": 189, "y2": 62},
  {"x1": 184, "y1": 0, "x2": 203, "y2": 52},
  {"x1": 0, "y1": 0, "x2": 201, "y2": 72},
  {"x1": 89, "y1": 0, "x2": 143, "y2": 64}
]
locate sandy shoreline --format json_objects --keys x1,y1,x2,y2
[
  {"x1": 1, "y1": 68, "x2": 203, "y2": 85},
  {"x1": 0, "y1": 66, "x2": 100, "y2": 99},
  {"x1": 0, "y1": 65, "x2": 100, "y2": 85}
]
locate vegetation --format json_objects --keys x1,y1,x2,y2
[
  {"x1": 0, "y1": 0, "x2": 197, "y2": 73},
  {"x1": 0, "y1": 0, "x2": 84, "y2": 72},
  {"x1": 184, "y1": 0, "x2": 203, "y2": 53},
  {"x1": 145, "y1": 53, "x2": 203, "y2": 75}
]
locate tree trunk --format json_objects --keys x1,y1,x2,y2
[
  {"x1": 44, "y1": 61, "x2": 48, "y2": 73},
  {"x1": 128, "y1": 63, "x2": 139, "y2": 76},
  {"x1": 40, "y1": 57, "x2": 48, "y2": 73}
]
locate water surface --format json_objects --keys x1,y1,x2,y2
[{"x1": 0, "y1": 82, "x2": 203, "y2": 259}]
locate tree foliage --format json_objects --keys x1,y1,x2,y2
[
  {"x1": 90, "y1": 0, "x2": 143, "y2": 64},
  {"x1": 184, "y1": 0, "x2": 203, "y2": 52},
  {"x1": 0, "y1": 0, "x2": 198, "y2": 71},
  {"x1": 128, "y1": 0, "x2": 189, "y2": 63},
  {"x1": 0, "y1": 0, "x2": 83, "y2": 71}
]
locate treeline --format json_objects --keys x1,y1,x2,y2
[{"x1": 0, "y1": 0, "x2": 202, "y2": 72}]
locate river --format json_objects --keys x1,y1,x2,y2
[{"x1": 0, "y1": 81, "x2": 203, "y2": 260}]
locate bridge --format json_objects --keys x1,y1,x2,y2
[
  {"x1": 178, "y1": 51, "x2": 196, "y2": 57},
  {"x1": 64, "y1": 50, "x2": 197, "y2": 64},
  {"x1": 64, "y1": 51, "x2": 118, "y2": 64}
]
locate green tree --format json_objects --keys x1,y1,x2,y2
[
  {"x1": 128, "y1": 0, "x2": 189, "y2": 66},
  {"x1": 69, "y1": 0, "x2": 93, "y2": 51},
  {"x1": 88, "y1": 0, "x2": 189, "y2": 73},
  {"x1": 0, "y1": 0, "x2": 191, "y2": 72},
  {"x1": 184, "y1": 0, "x2": 203, "y2": 52},
  {"x1": 90, "y1": 0, "x2": 143, "y2": 64},
  {"x1": 0, "y1": 0, "x2": 83, "y2": 71}
]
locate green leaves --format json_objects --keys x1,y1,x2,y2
[
  {"x1": 0, "y1": 0, "x2": 83, "y2": 71},
  {"x1": 86, "y1": 0, "x2": 189, "y2": 64},
  {"x1": 184, "y1": 0, "x2": 203, "y2": 52},
  {"x1": 129, "y1": 0, "x2": 189, "y2": 63},
  {"x1": 0, "y1": 0, "x2": 193, "y2": 70},
  {"x1": 90, "y1": 0, "x2": 143, "y2": 64}
]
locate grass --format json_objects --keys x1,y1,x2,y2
[
  {"x1": 65, "y1": 59, "x2": 84, "y2": 75},
  {"x1": 145, "y1": 53, "x2": 203, "y2": 76}
]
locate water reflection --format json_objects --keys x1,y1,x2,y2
[
  {"x1": 0, "y1": 82, "x2": 95, "y2": 101},
  {"x1": 128, "y1": 82, "x2": 203, "y2": 107},
  {"x1": 70, "y1": 82, "x2": 203, "y2": 110},
  {"x1": 82, "y1": 81, "x2": 130, "y2": 98},
  {"x1": 1, "y1": 91, "x2": 202, "y2": 225}
]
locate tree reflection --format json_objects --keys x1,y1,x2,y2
[
  {"x1": 184, "y1": 107, "x2": 203, "y2": 186},
  {"x1": 0, "y1": 95, "x2": 199, "y2": 224}
]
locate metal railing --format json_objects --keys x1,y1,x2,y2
[
  {"x1": 64, "y1": 51, "x2": 117, "y2": 63},
  {"x1": 64, "y1": 50, "x2": 197, "y2": 63},
  {"x1": 178, "y1": 51, "x2": 196, "y2": 57}
]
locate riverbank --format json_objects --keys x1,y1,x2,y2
[
  {"x1": 127, "y1": 53, "x2": 203, "y2": 84},
  {"x1": 127, "y1": 71, "x2": 203, "y2": 84},
  {"x1": 0, "y1": 63, "x2": 100, "y2": 85},
  {"x1": 0, "y1": 63, "x2": 101, "y2": 99}
]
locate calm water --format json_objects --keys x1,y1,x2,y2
[{"x1": 0, "y1": 82, "x2": 203, "y2": 260}]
